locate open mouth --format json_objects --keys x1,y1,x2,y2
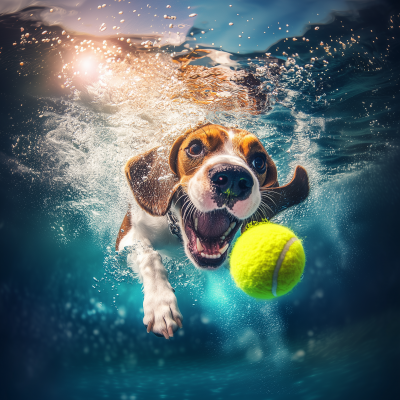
[{"x1": 182, "y1": 203, "x2": 241, "y2": 269}]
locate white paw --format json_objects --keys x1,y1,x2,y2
[{"x1": 143, "y1": 287, "x2": 183, "y2": 339}]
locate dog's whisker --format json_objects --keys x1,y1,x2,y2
[
  {"x1": 188, "y1": 204, "x2": 196, "y2": 225},
  {"x1": 259, "y1": 203, "x2": 274, "y2": 219},
  {"x1": 182, "y1": 206, "x2": 190, "y2": 226},
  {"x1": 255, "y1": 209, "x2": 263, "y2": 222},
  {"x1": 181, "y1": 197, "x2": 190, "y2": 209},
  {"x1": 254, "y1": 208, "x2": 263, "y2": 221},
  {"x1": 175, "y1": 192, "x2": 189, "y2": 207},
  {"x1": 182, "y1": 199, "x2": 195, "y2": 226},
  {"x1": 181, "y1": 205, "x2": 191, "y2": 224},
  {"x1": 186, "y1": 204, "x2": 194, "y2": 222},
  {"x1": 261, "y1": 188, "x2": 284, "y2": 198},
  {"x1": 261, "y1": 190, "x2": 281, "y2": 200},
  {"x1": 260, "y1": 199, "x2": 274, "y2": 213},
  {"x1": 261, "y1": 201, "x2": 276, "y2": 215},
  {"x1": 259, "y1": 203, "x2": 272, "y2": 220},
  {"x1": 260, "y1": 202, "x2": 272, "y2": 215},
  {"x1": 182, "y1": 206, "x2": 191, "y2": 226},
  {"x1": 180, "y1": 193, "x2": 190, "y2": 204},
  {"x1": 261, "y1": 192, "x2": 279, "y2": 208}
]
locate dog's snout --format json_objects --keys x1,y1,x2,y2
[{"x1": 209, "y1": 164, "x2": 253, "y2": 199}]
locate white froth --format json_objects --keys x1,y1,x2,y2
[{"x1": 40, "y1": 53, "x2": 206, "y2": 242}]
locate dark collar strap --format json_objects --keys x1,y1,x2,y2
[{"x1": 167, "y1": 211, "x2": 183, "y2": 243}]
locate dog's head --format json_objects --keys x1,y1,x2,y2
[{"x1": 125, "y1": 123, "x2": 309, "y2": 269}]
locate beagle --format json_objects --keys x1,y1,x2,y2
[{"x1": 116, "y1": 123, "x2": 309, "y2": 339}]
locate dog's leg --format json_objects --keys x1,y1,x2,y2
[{"x1": 129, "y1": 241, "x2": 183, "y2": 339}]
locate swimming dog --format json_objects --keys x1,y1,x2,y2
[{"x1": 116, "y1": 123, "x2": 309, "y2": 339}]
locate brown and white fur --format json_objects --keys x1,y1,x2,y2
[{"x1": 116, "y1": 123, "x2": 309, "y2": 339}]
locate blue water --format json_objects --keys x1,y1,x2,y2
[{"x1": 1, "y1": 1, "x2": 399, "y2": 399}]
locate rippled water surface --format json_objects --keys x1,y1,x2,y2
[{"x1": 1, "y1": 1, "x2": 399, "y2": 399}]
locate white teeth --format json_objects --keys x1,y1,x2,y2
[
  {"x1": 219, "y1": 243, "x2": 229, "y2": 255},
  {"x1": 196, "y1": 237, "x2": 204, "y2": 252},
  {"x1": 200, "y1": 252, "x2": 221, "y2": 259},
  {"x1": 223, "y1": 227, "x2": 231, "y2": 237},
  {"x1": 222, "y1": 221, "x2": 237, "y2": 238},
  {"x1": 196, "y1": 219, "x2": 236, "y2": 260}
]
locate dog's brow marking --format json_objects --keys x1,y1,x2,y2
[{"x1": 223, "y1": 131, "x2": 235, "y2": 155}]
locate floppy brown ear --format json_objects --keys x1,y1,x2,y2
[
  {"x1": 263, "y1": 154, "x2": 279, "y2": 188},
  {"x1": 246, "y1": 166, "x2": 309, "y2": 226},
  {"x1": 125, "y1": 146, "x2": 180, "y2": 216}
]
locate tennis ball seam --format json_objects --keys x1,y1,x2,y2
[{"x1": 271, "y1": 236, "x2": 298, "y2": 297}]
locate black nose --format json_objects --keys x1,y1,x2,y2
[{"x1": 209, "y1": 164, "x2": 254, "y2": 200}]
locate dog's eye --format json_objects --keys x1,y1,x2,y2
[
  {"x1": 187, "y1": 142, "x2": 204, "y2": 157},
  {"x1": 252, "y1": 156, "x2": 266, "y2": 173}
]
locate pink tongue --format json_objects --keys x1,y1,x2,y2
[{"x1": 196, "y1": 210, "x2": 231, "y2": 238}]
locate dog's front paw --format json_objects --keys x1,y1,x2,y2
[{"x1": 143, "y1": 287, "x2": 183, "y2": 339}]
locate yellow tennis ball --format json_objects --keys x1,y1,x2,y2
[{"x1": 230, "y1": 221, "x2": 305, "y2": 299}]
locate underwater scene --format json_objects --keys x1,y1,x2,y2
[{"x1": 0, "y1": 0, "x2": 399, "y2": 399}]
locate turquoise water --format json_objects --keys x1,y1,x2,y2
[{"x1": 1, "y1": 1, "x2": 399, "y2": 399}]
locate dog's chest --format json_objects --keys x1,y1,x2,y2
[{"x1": 126, "y1": 208, "x2": 184, "y2": 259}]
